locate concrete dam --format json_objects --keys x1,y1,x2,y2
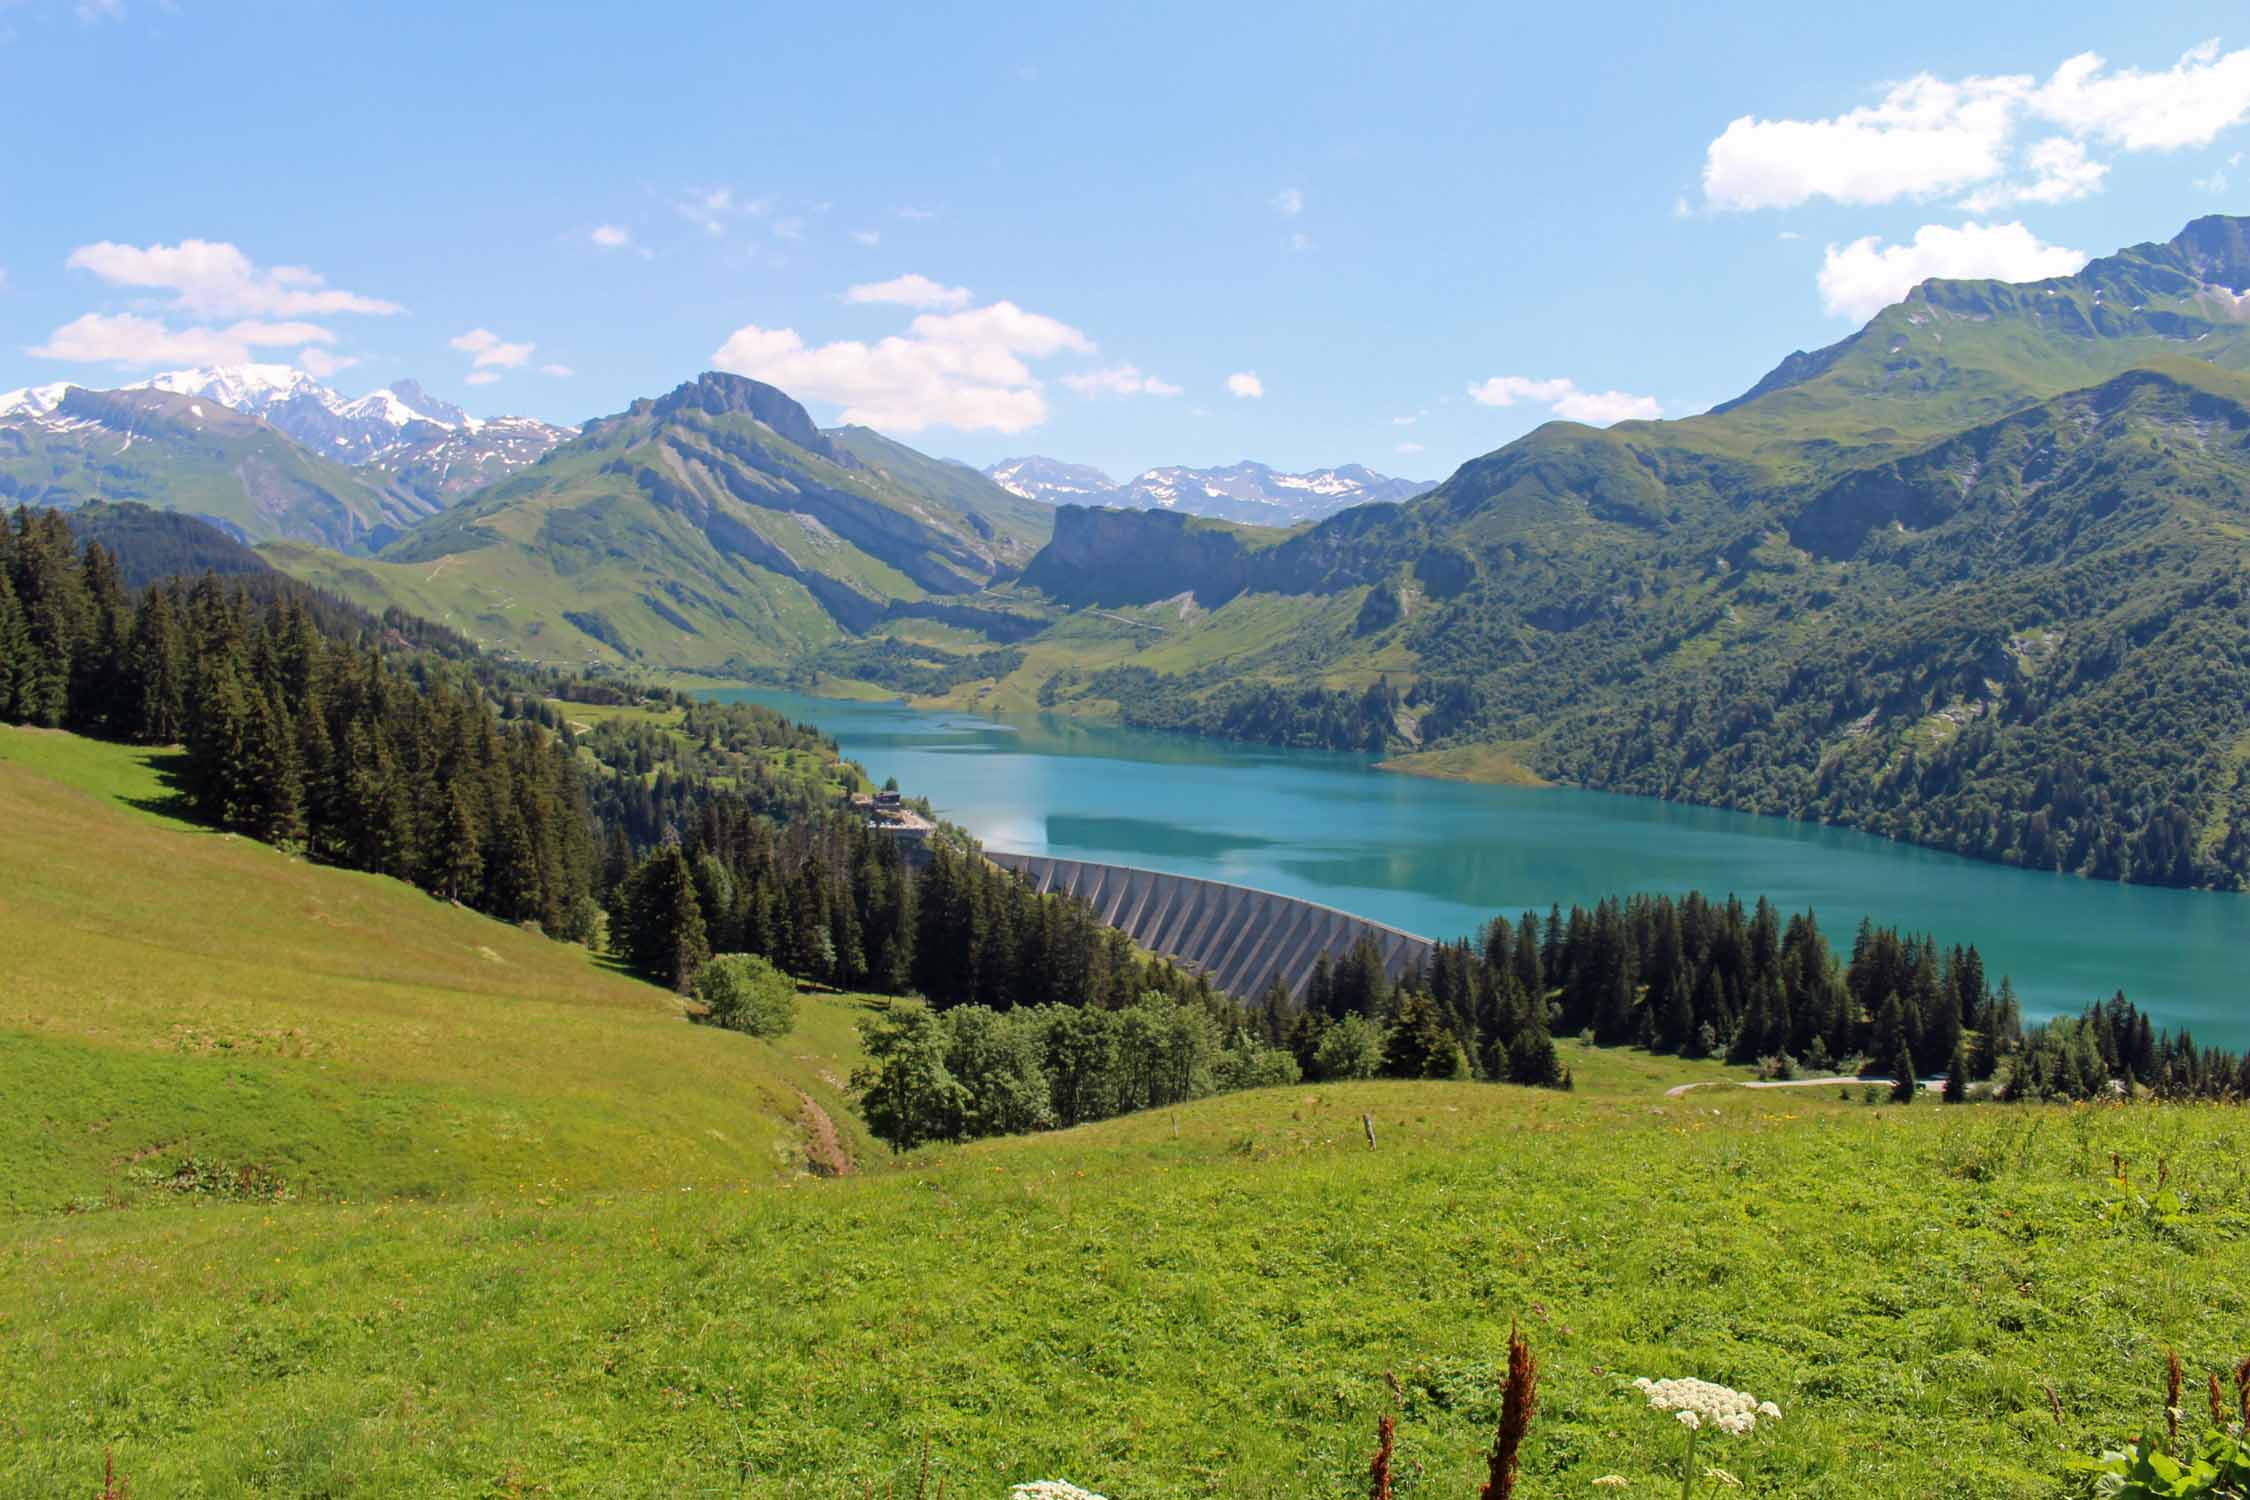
[{"x1": 986, "y1": 852, "x2": 1437, "y2": 1001}]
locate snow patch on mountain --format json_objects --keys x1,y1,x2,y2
[{"x1": 984, "y1": 455, "x2": 1434, "y2": 524}]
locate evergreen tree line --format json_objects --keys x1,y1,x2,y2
[
  {"x1": 1230, "y1": 892, "x2": 2244, "y2": 1102},
  {"x1": 2004, "y1": 993, "x2": 2250, "y2": 1102},
  {"x1": 604, "y1": 821, "x2": 1228, "y2": 1014},
  {"x1": 0, "y1": 509, "x2": 597, "y2": 937}
]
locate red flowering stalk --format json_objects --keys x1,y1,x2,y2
[
  {"x1": 1367, "y1": 1413, "x2": 1394, "y2": 1500},
  {"x1": 1480, "y1": 1323, "x2": 1538, "y2": 1500}
]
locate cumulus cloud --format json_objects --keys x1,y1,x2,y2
[
  {"x1": 1817, "y1": 220, "x2": 2088, "y2": 320},
  {"x1": 1226, "y1": 371, "x2": 1264, "y2": 399},
  {"x1": 710, "y1": 294, "x2": 1097, "y2": 434},
  {"x1": 1272, "y1": 187, "x2": 1304, "y2": 216},
  {"x1": 1703, "y1": 73, "x2": 2027, "y2": 209},
  {"x1": 451, "y1": 327, "x2": 536, "y2": 370},
  {"x1": 32, "y1": 312, "x2": 335, "y2": 368},
  {"x1": 1060, "y1": 364, "x2": 1182, "y2": 398},
  {"x1": 845, "y1": 273, "x2": 973, "y2": 310},
  {"x1": 1467, "y1": 375, "x2": 1662, "y2": 426},
  {"x1": 464, "y1": 371, "x2": 501, "y2": 386},
  {"x1": 1959, "y1": 136, "x2": 2108, "y2": 211},
  {"x1": 297, "y1": 347, "x2": 358, "y2": 379},
  {"x1": 2031, "y1": 40, "x2": 2250, "y2": 150},
  {"x1": 591, "y1": 224, "x2": 633, "y2": 249},
  {"x1": 1703, "y1": 40, "x2": 2250, "y2": 215},
  {"x1": 540, "y1": 363, "x2": 575, "y2": 378},
  {"x1": 65, "y1": 239, "x2": 400, "y2": 319}
]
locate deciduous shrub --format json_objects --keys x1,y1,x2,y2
[{"x1": 694, "y1": 952, "x2": 798, "y2": 1037}]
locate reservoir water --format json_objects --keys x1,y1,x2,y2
[{"x1": 718, "y1": 690, "x2": 2250, "y2": 1050}]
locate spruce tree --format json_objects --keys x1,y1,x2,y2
[
  {"x1": 1888, "y1": 1034, "x2": 1919, "y2": 1103},
  {"x1": 1943, "y1": 1038, "x2": 1972, "y2": 1103}
]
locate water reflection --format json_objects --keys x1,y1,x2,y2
[{"x1": 715, "y1": 689, "x2": 2250, "y2": 1047}]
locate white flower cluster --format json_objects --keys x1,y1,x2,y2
[
  {"x1": 1010, "y1": 1485, "x2": 1109, "y2": 1500},
  {"x1": 1633, "y1": 1377, "x2": 1782, "y2": 1437}
]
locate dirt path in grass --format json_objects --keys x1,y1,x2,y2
[
  {"x1": 794, "y1": 1089, "x2": 853, "y2": 1177},
  {"x1": 1665, "y1": 1075, "x2": 1942, "y2": 1098}
]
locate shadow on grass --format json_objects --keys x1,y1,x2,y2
[{"x1": 122, "y1": 746, "x2": 201, "y2": 825}]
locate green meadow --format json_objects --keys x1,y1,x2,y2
[{"x1": 3, "y1": 728, "x2": 2245, "y2": 1498}]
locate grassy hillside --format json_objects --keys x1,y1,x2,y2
[
  {"x1": 0, "y1": 726, "x2": 876, "y2": 1211},
  {"x1": 5, "y1": 728, "x2": 2245, "y2": 1497},
  {"x1": 264, "y1": 375, "x2": 1051, "y2": 672},
  {"x1": 8, "y1": 1034, "x2": 2244, "y2": 1495}
]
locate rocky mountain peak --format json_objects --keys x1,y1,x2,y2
[{"x1": 649, "y1": 372, "x2": 829, "y2": 454}]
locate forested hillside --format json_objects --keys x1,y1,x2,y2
[{"x1": 982, "y1": 217, "x2": 2250, "y2": 891}]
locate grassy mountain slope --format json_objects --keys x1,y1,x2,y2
[
  {"x1": 9, "y1": 1029, "x2": 2241, "y2": 1495},
  {"x1": 0, "y1": 387, "x2": 431, "y2": 550},
  {"x1": 0, "y1": 726, "x2": 874, "y2": 1211},
  {"x1": 824, "y1": 423, "x2": 1055, "y2": 554},
  {"x1": 263, "y1": 374, "x2": 1050, "y2": 670}
]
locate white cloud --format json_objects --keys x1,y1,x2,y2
[
  {"x1": 1817, "y1": 220, "x2": 2087, "y2": 320},
  {"x1": 2196, "y1": 169, "x2": 2230, "y2": 193},
  {"x1": 1778, "y1": 230, "x2": 1804, "y2": 241},
  {"x1": 1061, "y1": 364, "x2": 1181, "y2": 398},
  {"x1": 844, "y1": 273, "x2": 973, "y2": 310},
  {"x1": 32, "y1": 312, "x2": 335, "y2": 367},
  {"x1": 76, "y1": 0, "x2": 124, "y2": 22},
  {"x1": 464, "y1": 371, "x2": 501, "y2": 387},
  {"x1": 1395, "y1": 441, "x2": 1425, "y2": 455},
  {"x1": 540, "y1": 363, "x2": 574, "y2": 378},
  {"x1": 1467, "y1": 374, "x2": 1662, "y2": 425},
  {"x1": 1272, "y1": 187, "x2": 1304, "y2": 217},
  {"x1": 1959, "y1": 136, "x2": 2108, "y2": 210},
  {"x1": 851, "y1": 230, "x2": 882, "y2": 247},
  {"x1": 677, "y1": 188, "x2": 769, "y2": 236},
  {"x1": 451, "y1": 327, "x2": 535, "y2": 370},
  {"x1": 1226, "y1": 371, "x2": 1264, "y2": 399},
  {"x1": 2031, "y1": 40, "x2": 2250, "y2": 150},
  {"x1": 65, "y1": 239, "x2": 400, "y2": 319},
  {"x1": 711, "y1": 295, "x2": 1096, "y2": 434},
  {"x1": 1703, "y1": 73, "x2": 2028, "y2": 209},
  {"x1": 1290, "y1": 231, "x2": 1314, "y2": 252},
  {"x1": 1392, "y1": 412, "x2": 1421, "y2": 426},
  {"x1": 591, "y1": 224, "x2": 633, "y2": 249},
  {"x1": 296, "y1": 346, "x2": 358, "y2": 378},
  {"x1": 1705, "y1": 41, "x2": 2250, "y2": 215}
]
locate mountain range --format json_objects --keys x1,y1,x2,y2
[
  {"x1": 987, "y1": 455, "x2": 1434, "y2": 524},
  {"x1": 0, "y1": 365, "x2": 575, "y2": 546},
  {"x1": 998, "y1": 214, "x2": 2250, "y2": 890},
  {"x1": 272, "y1": 372, "x2": 1055, "y2": 670},
  {"x1": 13, "y1": 213, "x2": 2250, "y2": 890}
]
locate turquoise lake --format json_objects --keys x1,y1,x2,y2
[{"x1": 718, "y1": 689, "x2": 2250, "y2": 1050}]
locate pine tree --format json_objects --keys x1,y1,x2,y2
[
  {"x1": 1943, "y1": 1037, "x2": 1972, "y2": 1103},
  {"x1": 1888, "y1": 1034, "x2": 1918, "y2": 1103}
]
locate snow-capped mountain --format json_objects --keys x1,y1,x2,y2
[
  {"x1": 987, "y1": 455, "x2": 1122, "y2": 506},
  {"x1": 128, "y1": 364, "x2": 577, "y2": 505},
  {"x1": 985, "y1": 456, "x2": 1434, "y2": 525}
]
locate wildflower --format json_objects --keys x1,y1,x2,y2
[
  {"x1": 1632, "y1": 1377, "x2": 1780, "y2": 1498},
  {"x1": 1011, "y1": 1485, "x2": 1108, "y2": 1500}
]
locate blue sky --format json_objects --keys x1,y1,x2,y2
[{"x1": 4, "y1": 1, "x2": 2249, "y2": 481}]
